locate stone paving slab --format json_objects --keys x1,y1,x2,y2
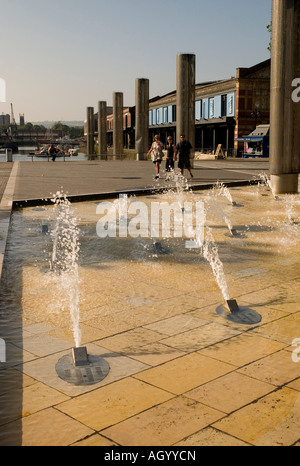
[
  {"x1": 1, "y1": 408, "x2": 94, "y2": 447},
  {"x1": 56, "y1": 377, "x2": 175, "y2": 432},
  {"x1": 213, "y1": 387, "x2": 300, "y2": 446},
  {"x1": 101, "y1": 395, "x2": 224, "y2": 447}
]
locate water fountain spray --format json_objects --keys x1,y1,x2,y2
[
  {"x1": 258, "y1": 173, "x2": 279, "y2": 200},
  {"x1": 51, "y1": 191, "x2": 88, "y2": 366},
  {"x1": 202, "y1": 228, "x2": 229, "y2": 301},
  {"x1": 205, "y1": 196, "x2": 235, "y2": 237},
  {"x1": 201, "y1": 226, "x2": 238, "y2": 310},
  {"x1": 201, "y1": 224, "x2": 262, "y2": 322},
  {"x1": 51, "y1": 193, "x2": 111, "y2": 385},
  {"x1": 212, "y1": 181, "x2": 236, "y2": 206}
]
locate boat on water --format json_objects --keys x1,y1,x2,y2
[{"x1": 68, "y1": 147, "x2": 79, "y2": 156}]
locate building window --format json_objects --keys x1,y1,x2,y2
[
  {"x1": 202, "y1": 101, "x2": 206, "y2": 119},
  {"x1": 163, "y1": 107, "x2": 168, "y2": 124},
  {"x1": 156, "y1": 108, "x2": 161, "y2": 124},
  {"x1": 195, "y1": 100, "x2": 202, "y2": 120},
  {"x1": 221, "y1": 95, "x2": 227, "y2": 117},
  {"x1": 172, "y1": 105, "x2": 176, "y2": 122},
  {"x1": 227, "y1": 93, "x2": 235, "y2": 116},
  {"x1": 152, "y1": 109, "x2": 157, "y2": 125},
  {"x1": 168, "y1": 106, "x2": 173, "y2": 123},
  {"x1": 209, "y1": 98, "x2": 214, "y2": 119}
]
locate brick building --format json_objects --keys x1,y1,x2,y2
[
  {"x1": 234, "y1": 59, "x2": 270, "y2": 155},
  {"x1": 147, "y1": 58, "x2": 270, "y2": 156}
]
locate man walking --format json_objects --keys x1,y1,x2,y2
[{"x1": 176, "y1": 134, "x2": 193, "y2": 178}]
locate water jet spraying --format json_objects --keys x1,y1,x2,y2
[{"x1": 51, "y1": 192, "x2": 111, "y2": 384}]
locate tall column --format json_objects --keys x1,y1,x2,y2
[
  {"x1": 270, "y1": 0, "x2": 300, "y2": 194},
  {"x1": 113, "y1": 92, "x2": 123, "y2": 156},
  {"x1": 98, "y1": 101, "x2": 107, "y2": 159},
  {"x1": 135, "y1": 78, "x2": 149, "y2": 161},
  {"x1": 86, "y1": 107, "x2": 95, "y2": 155},
  {"x1": 176, "y1": 54, "x2": 196, "y2": 161}
]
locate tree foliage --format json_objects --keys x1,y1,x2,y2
[
  {"x1": 267, "y1": 23, "x2": 272, "y2": 53},
  {"x1": 51, "y1": 121, "x2": 84, "y2": 138}
]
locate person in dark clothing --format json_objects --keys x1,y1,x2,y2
[
  {"x1": 48, "y1": 144, "x2": 60, "y2": 162},
  {"x1": 176, "y1": 134, "x2": 193, "y2": 178},
  {"x1": 165, "y1": 136, "x2": 177, "y2": 179}
]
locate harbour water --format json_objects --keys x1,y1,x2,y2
[{"x1": 0, "y1": 146, "x2": 88, "y2": 162}]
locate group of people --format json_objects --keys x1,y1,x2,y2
[{"x1": 147, "y1": 134, "x2": 193, "y2": 180}]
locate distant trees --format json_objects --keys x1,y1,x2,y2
[
  {"x1": 52, "y1": 121, "x2": 70, "y2": 133},
  {"x1": 52, "y1": 121, "x2": 84, "y2": 139},
  {"x1": 16, "y1": 121, "x2": 83, "y2": 139},
  {"x1": 18, "y1": 123, "x2": 47, "y2": 131},
  {"x1": 1, "y1": 120, "x2": 84, "y2": 139}
]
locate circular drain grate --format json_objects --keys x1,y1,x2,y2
[
  {"x1": 56, "y1": 353, "x2": 110, "y2": 386},
  {"x1": 216, "y1": 305, "x2": 262, "y2": 325}
]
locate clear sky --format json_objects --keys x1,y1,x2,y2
[{"x1": 0, "y1": 0, "x2": 272, "y2": 123}]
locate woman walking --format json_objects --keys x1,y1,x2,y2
[{"x1": 147, "y1": 134, "x2": 164, "y2": 180}]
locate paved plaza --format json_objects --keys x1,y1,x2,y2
[
  {"x1": 11, "y1": 157, "x2": 268, "y2": 204},
  {"x1": 0, "y1": 159, "x2": 299, "y2": 447}
]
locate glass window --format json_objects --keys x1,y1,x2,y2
[
  {"x1": 195, "y1": 101, "x2": 201, "y2": 120},
  {"x1": 168, "y1": 106, "x2": 173, "y2": 123},
  {"x1": 152, "y1": 109, "x2": 157, "y2": 125},
  {"x1": 149, "y1": 110, "x2": 153, "y2": 126},
  {"x1": 221, "y1": 95, "x2": 227, "y2": 116},
  {"x1": 209, "y1": 98, "x2": 214, "y2": 118},
  {"x1": 227, "y1": 93, "x2": 235, "y2": 116},
  {"x1": 163, "y1": 107, "x2": 168, "y2": 123},
  {"x1": 202, "y1": 101, "x2": 206, "y2": 119}
]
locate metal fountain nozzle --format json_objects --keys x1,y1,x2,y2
[
  {"x1": 226, "y1": 299, "x2": 240, "y2": 314},
  {"x1": 72, "y1": 347, "x2": 89, "y2": 367}
]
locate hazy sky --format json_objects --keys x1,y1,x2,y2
[{"x1": 0, "y1": 0, "x2": 272, "y2": 122}]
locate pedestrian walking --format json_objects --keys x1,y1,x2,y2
[
  {"x1": 176, "y1": 134, "x2": 193, "y2": 178},
  {"x1": 165, "y1": 136, "x2": 177, "y2": 180},
  {"x1": 147, "y1": 134, "x2": 164, "y2": 180}
]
